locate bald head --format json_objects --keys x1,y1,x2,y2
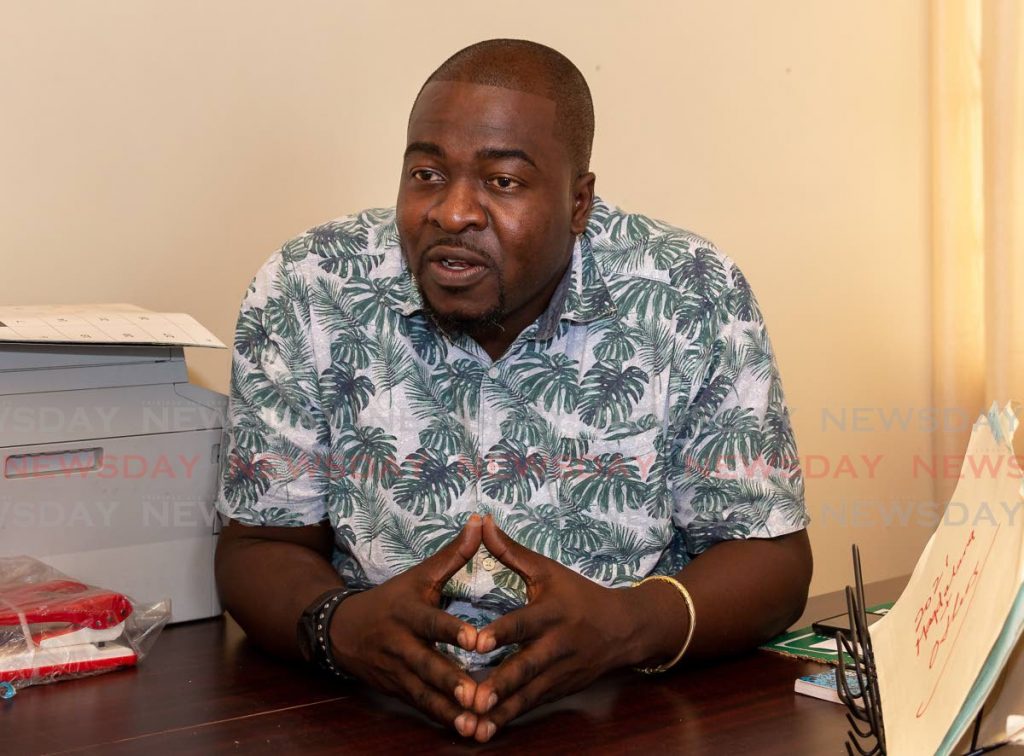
[{"x1": 414, "y1": 39, "x2": 595, "y2": 177}]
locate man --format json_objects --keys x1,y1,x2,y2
[{"x1": 215, "y1": 39, "x2": 812, "y2": 743}]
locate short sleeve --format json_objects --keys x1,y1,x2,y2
[
  {"x1": 668, "y1": 257, "x2": 809, "y2": 556},
  {"x1": 215, "y1": 241, "x2": 331, "y2": 526}
]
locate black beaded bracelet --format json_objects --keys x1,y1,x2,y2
[{"x1": 296, "y1": 587, "x2": 364, "y2": 679}]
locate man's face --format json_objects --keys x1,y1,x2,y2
[{"x1": 397, "y1": 81, "x2": 589, "y2": 346}]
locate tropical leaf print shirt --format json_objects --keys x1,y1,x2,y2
[{"x1": 217, "y1": 197, "x2": 809, "y2": 668}]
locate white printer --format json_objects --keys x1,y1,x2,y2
[{"x1": 0, "y1": 341, "x2": 227, "y2": 622}]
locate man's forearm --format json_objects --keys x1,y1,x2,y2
[
  {"x1": 624, "y1": 529, "x2": 813, "y2": 667},
  {"x1": 215, "y1": 521, "x2": 342, "y2": 660}
]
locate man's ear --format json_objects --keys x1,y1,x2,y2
[{"x1": 570, "y1": 172, "x2": 596, "y2": 235}]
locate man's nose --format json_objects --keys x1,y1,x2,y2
[{"x1": 427, "y1": 179, "x2": 486, "y2": 233}]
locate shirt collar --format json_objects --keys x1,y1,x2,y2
[
  {"x1": 381, "y1": 217, "x2": 616, "y2": 332},
  {"x1": 530, "y1": 234, "x2": 616, "y2": 339},
  {"x1": 377, "y1": 230, "x2": 423, "y2": 317}
]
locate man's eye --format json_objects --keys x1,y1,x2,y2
[
  {"x1": 412, "y1": 169, "x2": 443, "y2": 182},
  {"x1": 488, "y1": 176, "x2": 521, "y2": 190}
]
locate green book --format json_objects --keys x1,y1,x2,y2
[{"x1": 759, "y1": 602, "x2": 894, "y2": 665}]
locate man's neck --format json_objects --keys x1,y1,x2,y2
[
  {"x1": 469, "y1": 324, "x2": 515, "y2": 362},
  {"x1": 469, "y1": 254, "x2": 575, "y2": 361}
]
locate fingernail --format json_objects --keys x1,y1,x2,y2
[
  {"x1": 486, "y1": 692, "x2": 497, "y2": 713},
  {"x1": 457, "y1": 628, "x2": 468, "y2": 648},
  {"x1": 455, "y1": 712, "x2": 470, "y2": 736},
  {"x1": 483, "y1": 721, "x2": 496, "y2": 741},
  {"x1": 455, "y1": 684, "x2": 465, "y2": 706},
  {"x1": 479, "y1": 635, "x2": 495, "y2": 653}
]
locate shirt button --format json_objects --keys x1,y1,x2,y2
[
  {"x1": 482, "y1": 557, "x2": 496, "y2": 571},
  {"x1": 487, "y1": 367, "x2": 499, "y2": 379}
]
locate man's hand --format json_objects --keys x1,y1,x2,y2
[
  {"x1": 466, "y1": 517, "x2": 812, "y2": 742},
  {"x1": 330, "y1": 514, "x2": 485, "y2": 738},
  {"x1": 467, "y1": 515, "x2": 658, "y2": 743}
]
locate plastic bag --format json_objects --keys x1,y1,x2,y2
[{"x1": 0, "y1": 556, "x2": 169, "y2": 693}]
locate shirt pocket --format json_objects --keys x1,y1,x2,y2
[
  {"x1": 556, "y1": 427, "x2": 672, "y2": 587},
  {"x1": 557, "y1": 427, "x2": 661, "y2": 515}
]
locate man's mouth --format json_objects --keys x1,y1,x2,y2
[
  {"x1": 440, "y1": 259, "x2": 474, "y2": 270},
  {"x1": 428, "y1": 257, "x2": 488, "y2": 285},
  {"x1": 422, "y1": 244, "x2": 492, "y2": 287},
  {"x1": 426, "y1": 243, "x2": 491, "y2": 267}
]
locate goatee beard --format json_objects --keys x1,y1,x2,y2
[
  {"x1": 416, "y1": 282, "x2": 508, "y2": 338},
  {"x1": 406, "y1": 240, "x2": 507, "y2": 338}
]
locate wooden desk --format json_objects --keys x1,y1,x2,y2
[{"x1": 2, "y1": 577, "x2": 905, "y2": 755}]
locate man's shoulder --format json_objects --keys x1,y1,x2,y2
[
  {"x1": 586, "y1": 197, "x2": 743, "y2": 304},
  {"x1": 289, "y1": 206, "x2": 399, "y2": 269},
  {"x1": 247, "y1": 207, "x2": 400, "y2": 292},
  {"x1": 587, "y1": 197, "x2": 714, "y2": 248}
]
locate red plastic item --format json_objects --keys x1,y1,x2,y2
[
  {"x1": 0, "y1": 579, "x2": 138, "y2": 683},
  {"x1": 0, "y1": 580, "x2": 133, "y2": 639}
]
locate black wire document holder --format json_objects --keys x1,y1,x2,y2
[
  {"x1": 834, "y1": 545, "x2": 886, "y2": 755},
  {"x1": 832, "y1": 546, "x2": 1019, "y2": 756}
]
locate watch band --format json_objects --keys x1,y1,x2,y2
[{"x1": 296, "y1": 587, "x2": 364, "y2": 679}]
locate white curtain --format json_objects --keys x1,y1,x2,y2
[{"x1": 931, "y1": 0, "x2": 1024, "y2": 501}]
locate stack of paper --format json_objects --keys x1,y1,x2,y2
[{"x1": 0, "y1": 304, "x2": 225, "y2": 348}]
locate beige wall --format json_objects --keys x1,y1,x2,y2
[{"x1": 0, "y1": 0, "x2": 936, "y2": 595}]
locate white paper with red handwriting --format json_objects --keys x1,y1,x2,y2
[{"x1": 872, "y1": 404, "x2": 1024, "y2": 756}]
